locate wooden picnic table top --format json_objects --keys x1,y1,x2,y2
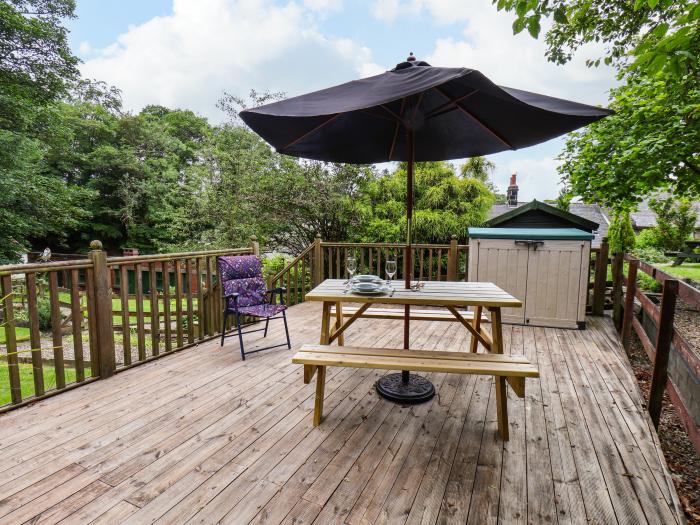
[{"x1": 305, "y1": 279, "x2": 522, "y2": 308}]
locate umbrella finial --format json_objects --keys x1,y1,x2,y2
[{"x1": 407, "y1": 52, "x2": 416, "y2": 62}]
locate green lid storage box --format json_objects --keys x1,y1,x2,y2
[{"x1": 468, "y1": 227, "x2": 592, "y2": 329}]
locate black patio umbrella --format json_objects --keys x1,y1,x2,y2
[{"x1": 240, "y1": 53, "x2": 612, "y2": 402}]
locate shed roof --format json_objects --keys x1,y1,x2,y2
[{"x1": 469, "y1": 227, "x2": 594, "y2": 240}]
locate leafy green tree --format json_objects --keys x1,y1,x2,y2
[
  {"x1": 461, "y1": 156, "x2": 506, "y2": 203},
  {"x1": 648, "y1": 195, "x2": 697, "y2": 251},
  {"x1": 358, "y1": 161, "x2": 494, "y2": 244},
  {"x1": 0, "y1": 0, "x2": 79, "y2": 132},
  {"x1": 608, "y1": 212, "x2": 636, "y2": 254},
  {"x1": 495, "y1": 0, "x2": 700, "y2": 210}
]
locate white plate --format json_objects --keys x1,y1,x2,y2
[
  {"x1": 352, "y1": 275, "x2": 382, "y2": 283},
  {"x1": 351, "y1": 282, "x2": 387, "y2": 295}
]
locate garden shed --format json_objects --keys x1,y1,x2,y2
[{"x1": 468, "y1": 227, "x2": 594, "y2": 329}]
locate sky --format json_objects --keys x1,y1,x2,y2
[{"x1": 66, "y1": 0, "x2": 617, "y2": 200}]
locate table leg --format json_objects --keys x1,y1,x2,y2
[
  {"x1": 335, "y1": 301, "x2": 345, "y2": 346},
  {"x1": 490, "y1": 307, "x2": 503, "y2": 355},
  {"x1": 469, "y1": 306, "x2": 482, "y2": 353},
  {"x1": 320, "y1": 301, "x2": 332, "y2": 345}
]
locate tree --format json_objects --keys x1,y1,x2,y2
[
  {"x1": 0, "y1": 0, "x2": 79, "y2": 132},
  {"x1": 495, "y1": 0, "x2": 700, "y2": 210},
  {"x1": 559, "y1": 65, "x2": 699, "y2": 210},
  {"x1": 608, "y1": 212, "x2": 636, "y2": 254},
  {"x1": 648, "y1": 195, "x2": 698, "y2": 251},
  {"x1": 358, "y1": 161, "x2": 495, "y2": 244},
  {"x1": 495, "y1": 0, "x2": 697, "y2": 77},
  {"x1": 461, "y1": 157, "x2": 506, "y2": 203}
]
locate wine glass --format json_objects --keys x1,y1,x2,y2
[
  {"x1": 385, "y1": 260, "x2": 397, "y2": 287},
  {"x1": 346, "y1": 257, "x2": 357, "y2": 288}
]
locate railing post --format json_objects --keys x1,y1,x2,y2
[
  {"x1": 250, "y1": 235, "x2": 260, "y2": 256},
  {"x1": 447, "y1": 235, "x2": 458, "y2": 281},
  {"x1": 89, "y1": 240, "x2": 115, "y2": 379},
  {"x1": 592, "y1": 237, "x2": 609, "y2": 315},
  {"x1": 313, "y1": 234, "x2": 323, "y2": 286},
  {"x1": 611, "y1": 252, "x2": 624, "y2": 330},
  {"x1": 648, "y1": 279, "x2": 678, "y2": 428},
  {"x1": 621, "y1": 257, "x2": 638, "y2": 351}
]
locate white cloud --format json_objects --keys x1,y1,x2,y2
[
  {"x1": 78, "y1": 41, "x2": 92, "y2": 55},
  {"x1": 81, "y1": 0, "x2": 380, "y2": 121},
  {"x1": 497, "y1": 156, "x2": 563, "y2": 201},
  {"x1": 303, "y1": 0, "x2": 342, "y2": 11}
]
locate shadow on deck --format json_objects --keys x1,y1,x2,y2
[{"x1": 0, "y1": 302, "x2": 685, "y2": 524}]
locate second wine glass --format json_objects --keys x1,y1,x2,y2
[{"x1": 385, "y1": 259, "x2": 397, "y2": 287}]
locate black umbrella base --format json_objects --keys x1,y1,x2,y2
[{"x1": 375, "y1": 373, "x2": 435, "y2": 404}]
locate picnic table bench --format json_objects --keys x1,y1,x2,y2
[
  {"x1": 293, "y1": 279, "x2": 540, "y2": 440},
  {"x1": 665, "y1": 240, "x2": 700, "y2": 266}
]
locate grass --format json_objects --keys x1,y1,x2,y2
[
  {"x1": 656, "y1": 262, "x2": 700, "y2": 283},
  {"x1": 0, "y1": 326, "x2": 30, "y2": 344},
  {"x1": 0, "y1": 362, "x2": 91, "y2": 406}
]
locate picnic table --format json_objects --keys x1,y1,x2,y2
[
  {"x1": 293, "y1": 279, "x2": 539, "y2": 440},
  {"x1": 666, "y1": 240, "x2": 700, "y2": 266}
]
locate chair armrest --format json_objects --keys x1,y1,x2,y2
[
  {"x1": 267, "y1": 287, "x2": 287, "y2": 305},
  {"x1": 224, "y1": 292, "x2": 239, "y2": 305}
]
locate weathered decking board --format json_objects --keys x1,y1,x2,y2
[{"x1": 0, "y1": 302, "x2": 684, "y2": 524}]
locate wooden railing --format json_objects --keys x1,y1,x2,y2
[
  {"x1": 268, "y1": 235, "x2": 469, "y2": 307},
  {"x1": 0, "y1": 239, "x2": 256, "y2": 411},
  {"x1": 613, "y1": 253, "x2": 700, "y2": 454}
]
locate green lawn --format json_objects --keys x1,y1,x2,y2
[
  {"x1": 0, "y1": 362, "x2": 91, "y2": 406},
  {"x1": 0, "y1": 326, "x2": 30, "y2": 344},
  {"x1": 657, "y1": 262, "x2": 700, "y2": 283}
]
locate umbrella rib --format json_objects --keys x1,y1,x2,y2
[
  {"x1": 388, "y1": 98, "x2": 407, "y2": 160},
  {"x1": 425, "y1": 89, "x2": 478, "y2": 119},
  {"x1": 280, "y1": 113, "x2": 342, "y2": 151},
  {"x1": 434, "y1": 86, "x2": 514, "y2": 149}
]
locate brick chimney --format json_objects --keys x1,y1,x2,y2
[
  {"x1": 122, "y1": 248, "x2": 139, "y2": 256},
  {"x1": 507, "y1": 173, "x2": 518, "y2": 207}
]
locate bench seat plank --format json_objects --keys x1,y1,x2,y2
[
  {"x1": 298, "y1": 344, "x2": 529, "y2": 364},
  {"x1": 329, "y1": 306, "x2": 490, "y2": 323},
  {"x1": 293, "y1": 346, "x2": 539, "y2": 378}
]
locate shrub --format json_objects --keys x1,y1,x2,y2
[
  {"x1": 637, "y1": 273, "x2": 662, "y2": 293},
  {"x1": 262, "y1": 254, "x2": 293, "y2": 280},
  {"x1": 631, "y1": 247, "x2": 669, "y2": 264},
  {"x1": 635, "y1": 228, "x2": 660, "y2": 249},
  {"x1": 37, "y1": 297, "x2": 54, "y2": 331},
  {"x1": 608, "y1": 212, "x2": 635, "y2": 254}
]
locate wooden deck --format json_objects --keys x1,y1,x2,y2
[{"x1": 0, "y1": 302, "x2": 685, "y2": 524}]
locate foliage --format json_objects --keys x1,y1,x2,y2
[
  {"x1": 647, "y1": 195, "x2": 698, "y2": 251},
  {"x1": 559, "y1": 67, "x2": 700, "y2": 210},
  {"x1": 357, "y1": 161, "x2": 495, "y2": 244},
  {"x1": 608, "y1": 212, "x2": 636, "y2": 254},
  {"x1": 0, "y1": 0, "x2": 79, "y2": 133},
  {"x1": 495, "y1": 0, "x2": 700, "y2": 210},
  {"x1": 36, "y1": 296, "x2": 53, "y2": 331},
  {"x1": 262, "y1": 254, "x2": 293, "y2": 280},
  {"x1": 634, "y1": 228, "x2": 661, "y2": 250},
  {"x1": 495, "y1": 0, "x2": 697, "y2": 78},
  {"x1": 460, "y1": 157, "x2": 506, "y2": 203},
  {"x1": 636, "y1": 272, "x2": 662, "y2": 293},
  {"x1": 630, "y1": 246, "x2": 669, "y2": 264}
]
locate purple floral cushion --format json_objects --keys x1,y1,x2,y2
[
  {"x1": 237, "y1": 303, "x2": 287, "y2": 317},
  {"x1": 218, "y1": 255, "x2": 266, "y2": 307}
]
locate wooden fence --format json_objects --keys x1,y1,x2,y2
[
  {"x1": 612, "y1": 253, "x2": 700, "y2": 454},
  {"x1": 2, "y1": 234, "x2": 611, "y2": 412},
  {"x1": 0, "y1": 239, "x2": 256, "y2": 411},
  {"x1": 268, "y1": 235, "x2": 470, "y2": 306}
]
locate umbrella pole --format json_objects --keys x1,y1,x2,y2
[
  {"x1": 403, "y1": 131, "x2": 414, "y2": 383},
  {"x1": 376, "y1": 129, "x2": 434, "y2": 403}
]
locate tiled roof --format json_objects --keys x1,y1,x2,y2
[{"x1": 629, "y1": 199, "x2": 700, "y2": 229}]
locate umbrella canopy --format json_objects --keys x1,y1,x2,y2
[
  {"x1": 240, "y1": 55, "x2": 612, "y2": 164},
  {"x1": 239, "y1": 54, "x2": 612, "y2": 403}
]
